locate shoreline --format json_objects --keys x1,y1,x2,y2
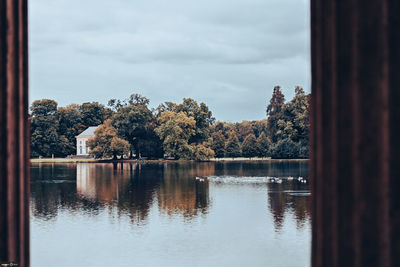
[{"x1": 30, "y1": 158, "x2": 309, "y2": 164}]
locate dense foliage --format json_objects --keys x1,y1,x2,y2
[
  {"x1": 87, "y1": 120, "x2": 130, "y2": 159},
  {"x1": 30, "y1": 86, "x2": 310, "y2": 160}
]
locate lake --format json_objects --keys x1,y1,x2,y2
[{"x1": 30, "y1": 161, "x2": 310, "y2": 267}]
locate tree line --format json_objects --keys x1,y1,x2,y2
[{"x1": 30, "y1": 86, "x2": 309, "y2": 160}]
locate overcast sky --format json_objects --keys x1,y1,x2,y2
[{"x1": 29, "y1": 0, "x2": 310, "y2": 122}]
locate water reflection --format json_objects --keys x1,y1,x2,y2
[
  {"x1": 267, "y1": 181, "x2": 311, "y2": 232},
  {"x1": 31, "y1": 161, "x2": 310, "y2": 229},
  {"x1": 31, "y1": 161, "x2": 310, "y2": 232},
  {"x1": 30, "y1": 161, "x2": 310, "y2": 267},
  {"x1": 158, "y1": 163, "x2": 213, "y2": 217}
]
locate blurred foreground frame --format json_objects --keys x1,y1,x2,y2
[
  {"x1": 0, "y1": 1, "x2": 399, "y2": 267},
  {"x1": 0, "y1": 0, "x2": 30, "y2": 267},
  {"x1": 311, "y1": 0, "x2": 400, "y2": 267}
]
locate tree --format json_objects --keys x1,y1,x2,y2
[
  {"x1": 88, "y1": 120, "x2": 129, "y2": 159},
  {"x1": 79, "y1": 102, "x2": 106, "y2": 127},
  {"x1": 109, "y1": 94, "x2": 162, "y2": 158},
  {"x1": 108, "y1": 93, "x2": 150, "y2": 111},
  {"x1": 235, "y1": 120, "x2": 254, "y2": 143},
  {"x1": 30, "y1": 99, "x2": 69, "y2": 157},
  {"x1": 155, "y1": 111, "x2": 196, "y2": 159},
  {"x1": 242, "y1": 134, "x2": 258, "y2": 158},
  {"x1": 241, "y1": 134, "x2": 258, "y2": 158},
  {"x1": 211, "y1": 130, "x2": 226, "y2": 158},
  {"x1": 283, "y1": 86, "x2": 310, "y2": 142},
  {"x1": 225, "y1": 130, "x2": 241, "y2": 158},
  {"x1": 267, "y1": 86, "x2": 286, "y2": 117},
  {"x1": 136, "y1": 130, "x2": 164, "y2": 159},
  {"x1": 57, "y1": 104, "x2": 85, "y2": 155},
  {"x1": 192, "y1": 144, "x2": 215, "y2": 161},
  {"x1": 256, "y1": 132, "x2": 270, "y2": 157},
  {"x1": 266, "y1": 86, "x2": 286, "y2": 142},
  {"x1": 298, "y1": 138, "x2": 309, "y2": 159},
  {"x1": 270, "y1": 138, "x2": 300, "y2": 159},
  {"x1": 110, "y1": 137, "x2": 130, "y2": 159},
  {"x1": 154, "y1": 101, "x2": 177, "y2": 117},
  {"x1": 253, "y1": 119, "x2": 269, "y2": 138},
  {"x1": 112, "y1": 103, "x2": 154, "y2": 158},
  {"x1": 174, "y1": 98, "x2": 215, "y2": 143}
]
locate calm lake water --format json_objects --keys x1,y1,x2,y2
[{"x1": 30, "y1": 161, "x2": 311, "y2": 267}]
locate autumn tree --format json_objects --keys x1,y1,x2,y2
[
  {"x1": 234, "y1": 120, "x2": 254, "y2": 143},
  {"x1": 241, "y1": 134, "x2": 257, "y2": 157},
  {"x1": 211, "y1": 130, "x2": 226, "y2": 158},
  {"x1": 171, "y1": 98, "x2": 215, "y2": 143},
  {"x1": 88, "y1": 120, "x2": 129, "y2": 159},
  {"x1": 256, "y1": 132, "x2": 270, "y2": 157},
  {"x1": 252, "y1": 119, "x2": 269, "y2": 138},
  {"x1": 192, "y1": 144, "x2": 215, "y2": 161},
  {"x1": 225, "y1": 130, "x2": 241, "y2": 158}
]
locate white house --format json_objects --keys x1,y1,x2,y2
[{"x1": 76, "y1": 126, "x2": 99, "y2": 156}]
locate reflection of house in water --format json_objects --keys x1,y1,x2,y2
[
  {"x1": 32, "y1": 162, "x2": 212, "y2": 223},
  {"x1": 76, "y1": 163, "x2": 127, "y2": 202},
  {"x1": 76, "y1": 163, "x2": 96, "y2": 200},
  {"x1": 76, "y1": 163, "x2": 162, "y2": 223}
]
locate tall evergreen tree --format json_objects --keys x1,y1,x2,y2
[{"x1": 266, "y1": 86, "x2": 286, "y2": 142}]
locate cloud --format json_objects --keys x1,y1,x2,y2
[{"x1": 29, "y1": 0, "x2": 310, "y2": 122}]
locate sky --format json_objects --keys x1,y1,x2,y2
[{"x1": 29, "y1": 0, "x2": 310, "y2": 122}]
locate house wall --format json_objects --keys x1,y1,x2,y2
[{"x1": 76, "y1": 137, "x2": 91, "y2": 156}]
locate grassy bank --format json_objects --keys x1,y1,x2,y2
[
  {"x1": 30, "y1": 157, "x2": 309, "y2": 164},
  {"x1": 30, "y1": 158, "x2": 99, "y2": 163}
]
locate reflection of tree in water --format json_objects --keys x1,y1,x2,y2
[
  {"x1": 30, "y1": 163, "x2": 81, "y2": 220},
  {"x1": 31, "y1": 162, "x2": 308, "y2": 227},
  {"x1": 268, "y1": 184, "x2": 286, "y2": 232},
  {"x1": 267, "y1": 179, "x2": 311, "y2": 233},
  {"x1": 31, "y1": 162, "x2": 211, "y2": 222},
  {"x1": 158, "y1": 162, "x2": 212, "y2": 218},
  {"x1": 213, "y1": 160, "x2": 309, "y2": 178},
  {"x1": 116, "y1": 163, "x2": 162, "y2": 223},
  {"x1": 195, "y1": 180, "x2": 209, "y2": 213},
  {"x1": 75, "y1": 163, "x2": 163, "y2": 224}
]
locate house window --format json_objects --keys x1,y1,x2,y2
[{"x1": 80, "y1": 146, "x2": 82, "y2": 154}]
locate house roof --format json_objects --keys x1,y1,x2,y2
[{"x1": 76, "y1": 126, "x2": 99, "y2": 137}]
